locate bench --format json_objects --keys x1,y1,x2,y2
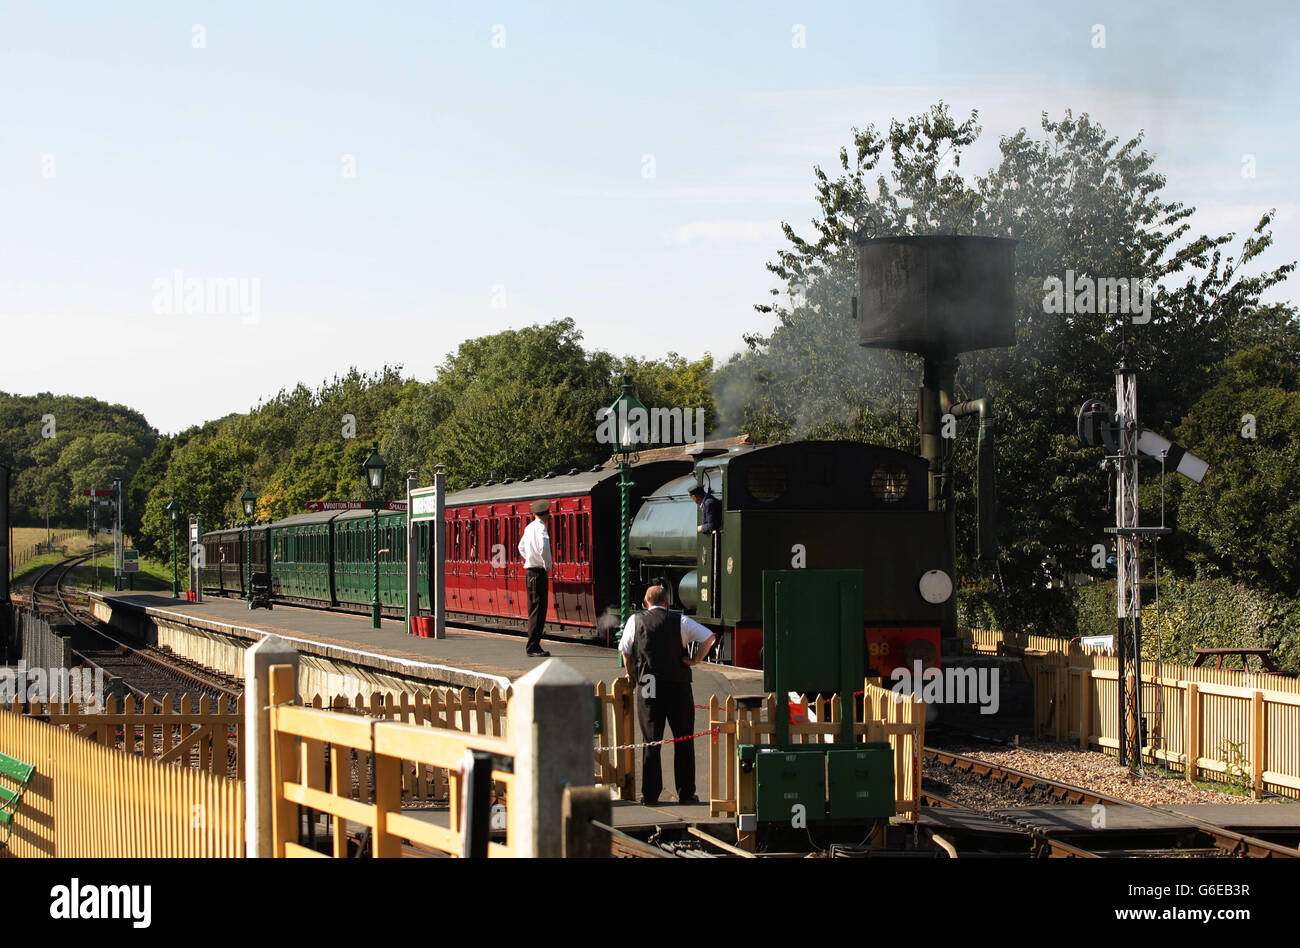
[{"x1": 0, "y1": 751, "x2": 35, "y2": 852}]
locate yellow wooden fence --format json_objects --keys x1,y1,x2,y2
[
  {"x1": 962, "y1": 628, "x2": 1300, "y2": 799},
  {"x1": 593, "y1": 676, "x2": 635, "y2": 800},
  {"x1": 0, "y1": 707, "x2": 244, "y2": 857},
  {"x1": 12, "y1": 694, "x2": 243, "y2": 780},
  {"x1": 304, "y1": 687, "x2": 509, "y2": 808},
  {"x1": 707, "y1": 682, "x2": 926, "y2": 820},
  {"x1": 268, "y1": 666, "x2": 519, "y2": 857}
]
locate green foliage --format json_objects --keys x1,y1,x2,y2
[
  {"x1": 731, "y1": 102, "x2": 1295, "y2": 634},
  {"x1": 0, "y1": 392, "x2": 157, "y2": 529},
  {"x1": 1169, "y1": 344, "x2": 1300, "y2": 596},
  {"x1": 1218, "y1": 741, "x2": 1252, "y2": 795},
  {"x1": 129, "y1": 319, "x2": 719, "y2": 553},
  {"x1": 1071, "y1": 575, "x2": 1300, "y2": 672},
  {"x1": 428, "y1": 319, "x2": 618, "y2": 487},
  {"x1": 259, "y1": 441, "x2": 374, "y2": 519}
]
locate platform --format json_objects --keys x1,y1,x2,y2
[{"x1": 88, "y1": 590, "x2": 763, "y2": 804}]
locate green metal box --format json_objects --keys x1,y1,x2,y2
[
  {"x1": 755, "y1": 747, "x2": 825, "y2": 824},
  {"x1": 826, "y1": 744, "x2": 895, "y2": 820}
]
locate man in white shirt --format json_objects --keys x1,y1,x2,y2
[
  {"x1": 619, "y1": 585, "x2": 716, "y2": 806},
  {"x1": 518, "y1": 499, "x2": 553, "y2": 656}
]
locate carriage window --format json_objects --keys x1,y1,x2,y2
[{"x1": 577, "y1": 513, "x2": 588, "y2": 562}]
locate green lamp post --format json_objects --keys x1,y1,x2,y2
[
  {"x1": 240, "y1": 486, "x2": 257, "y2": 609},
  {"x1": 607, "y1": 376, "x2": 647, "y2": 643},
  {"x1": 363, "y1": 443, "x2": 387, "y2": 629},
  {"x1": 166, "y1": 499, "x2": 182, "y2": 598}
]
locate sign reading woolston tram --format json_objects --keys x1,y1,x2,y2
[{"x1": 305, "y1": 500, "x2": 408, "y2": 512}]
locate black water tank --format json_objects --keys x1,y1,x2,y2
[{"x1": 855, "y1": 235, "x2": 1017, "y2": 355}]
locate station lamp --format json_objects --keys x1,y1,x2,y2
[
  {"x1": 240, "y1": 486, "x2": 257, "y2": 609},
  {"x1": 363, "y1": 444, "x2": 387, "y2": 628},
  {"x1": 606, "y1": 376, "x2": 647, "y2": 641},
  {"x1": 364, "y1": 445, "x2": 388, "y2": 492}
]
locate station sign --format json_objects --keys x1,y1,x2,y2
[
  {"x1": 409, "y1": 486, "x2": 441, "y2": 522},
  {"x1": 83, "y1": 489, "x2": 114, "y2": 497},
  {"x1": 122, "y1": 550, "x2": 140, "y2": 573},
  {"x1": 305, "y1": 500, "x2": 408, "y2": 512}
]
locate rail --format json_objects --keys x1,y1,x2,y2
[{"x1": 924, "y1": 746, "x2": 1299, "y2": 859}]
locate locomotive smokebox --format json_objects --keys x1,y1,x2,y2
[{"x1": 855, "y1": 235, "x2": 1017, "y2": 356}]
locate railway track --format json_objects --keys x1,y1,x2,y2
[
  {"x1": 922, "y1": 746, "x2": 1299, "y2": 859},
  {"x1": 27, "y1": 555, "x2": 242, "y2": 702}
]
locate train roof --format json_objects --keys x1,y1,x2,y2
[
  {"x1": 444, "y1": 458, "x2": 692, "y2": 506},
  {"x1": 272, "y1": 510, "x2": 341, "y2": 527},
  {"x1": 333, "y1": 506, "x2": 406, "y2": 523}
]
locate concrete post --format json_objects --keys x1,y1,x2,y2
[
  {"x1": 509, "y1": 659, "x2": 594, "y2": 858},
  {"x1": 433, "y1": 465, "x2": 446, "y2": 639},
  {"x1": 244, "y1": 635, "x2": 299, "y2": 857}
]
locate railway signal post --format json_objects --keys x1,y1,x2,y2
[
  {"x1": 1079, "y1": 339, "x2": 1207, "y2": 772},
  {"x1": 363, "y1": 444, "x2": 387, "y2": 629}
]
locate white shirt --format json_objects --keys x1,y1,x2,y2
[
  {"x1": 618, "y1": 606, "x2": 714, "y2": 657},
  {"x1": 518, "y1": 518, "x2": 552, "y2": 571}
]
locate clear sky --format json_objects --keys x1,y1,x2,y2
[{"x1": 2, "y1": 1, "x2": 1296, "y2": 434}]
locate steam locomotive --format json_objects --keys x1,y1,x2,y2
[{"x1": 201, "y1": 439, "x2": 952, "y2": 674}]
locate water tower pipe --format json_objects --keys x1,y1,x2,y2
[{"x1": 950, "y1": 397, "x2": 998, "y2": 563}]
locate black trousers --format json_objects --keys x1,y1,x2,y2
[
  {"x1": 524, "y1": 568, "x2": 548, "y2": 651},
  {"x1": 635, "y1": 681, "x2": 696, "y2": 802}
]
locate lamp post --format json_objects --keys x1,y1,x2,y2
[
  {"x1": 607, "y1": 376, "x2": 646, "y2": 639},
  {"x1": 240, "y1": 486, "x2": 257, "y2": 610},
  {"x1": 363, "y1": 444, "x2": 387, "y2": 629},
  {"x1": 166, "y1": 499, "x2": 181, "y2": 598}
]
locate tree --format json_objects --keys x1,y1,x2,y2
[
  {"x1": 428, "y1": 319, "x2": 618, "y2": 487},
  {"x1": 1170, "y1": 344, "x2": 1300, "y2": 596},
  {"x1": 618, "y1": 353, "x2": 718, "y2": 438},
  {"x1": 139, "y1": 435, "x2": 253, "y2": 560},
  {"x1": 731, "y1": 102, "x2": 1294, "y2": 634}
]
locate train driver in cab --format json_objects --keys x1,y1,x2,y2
[{"x1": 689, "y1": 485, "x2": 721, "y2": 534}]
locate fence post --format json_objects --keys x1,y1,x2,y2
[
  {"x1": 1055, "y1": 664, "x2": 1067, "y2": 742},
  {"x1": 1184, "y1": 681, "x2": 1199, "y2": 783},
  {"x1": 1078, "y1": 669, "x2": 1091, "y2": 749},
  {"x1": 614, "y1": 675, "x2": 635, "y2": 801},
  {"x1": 244, "y1": 635, "x2": 299, "y2": 857},
  {"x1": 562, "y1": 785, "x2": 612, "y2": 857},
  {"x1": 1251, "y1": 689, "x2": 1265, "y2": 800},
  {"x1": 509, "y1": 659, "x2": 595, "y2": 858}
]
